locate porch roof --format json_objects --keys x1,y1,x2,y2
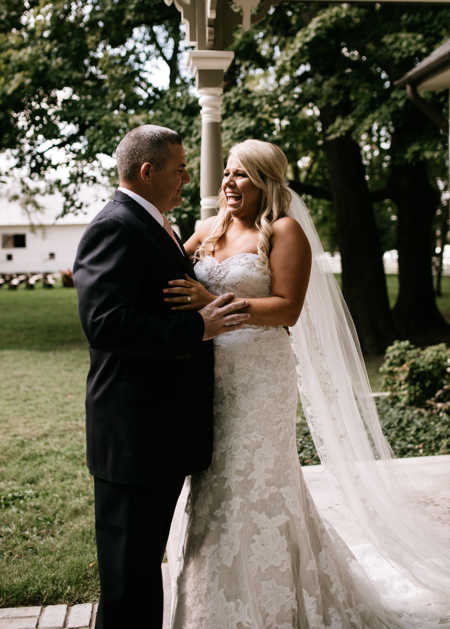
[{"x1": 395, "y1": 39, "x2": 450, "y2": 91}]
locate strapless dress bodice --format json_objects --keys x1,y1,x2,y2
[
  {"x1": 194, "y1": 251, "x2": 287, "y2": 345},
  {"x1": 194, "y1": 252, "x2": 271, "y2": 299}
]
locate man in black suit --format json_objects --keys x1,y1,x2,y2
[{"x1": 73, "y1": 125, "x2": 249, "y2": 628}]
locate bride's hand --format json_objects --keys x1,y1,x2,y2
[{"x1": 163, "y1": 274, "x2": 217, "y2": 310}]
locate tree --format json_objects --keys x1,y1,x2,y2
[
  {"x1": 361, "y1": 9, "x2": 449, "y2": 339},
  {"x1": 224, "y1": 2, "x2": 449, "y2": 351},
  {"x1": 0, "y1": 0, "x2": 201, "y2": 237},
  {"x1": 387, "y1": 117, "x2": 447, "y2": 339}
]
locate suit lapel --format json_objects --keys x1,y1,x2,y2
[
  {"x1": 113, "y1": 191, "x2": 194, "y2": 275},
  {"x1": 172, "y1": 230, "x2": 197, "y2": 275}
]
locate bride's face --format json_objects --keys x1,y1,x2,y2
[{"x1": 222, "y1": 155, "x2": 261, "y2": 220}]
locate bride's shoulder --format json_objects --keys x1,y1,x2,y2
[
  {"x1": 196, "y1": 215, "x2": 219, "y2": 240},
  {"x1": 272, "y1": 216, "x2": 303, "y2": 237},
  {"x1": 183, "y1": 215, "x2": 219, "y2": 255},
  {"x1": 271, "y1": 216, "x2": 311, "y2": 254}
]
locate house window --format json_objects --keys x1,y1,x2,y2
[
  {"x1": 6, "y1": 254, "x2": 13, "y2": 261},
  {"x1": 2, "y1": 234, "x2": 26, "y2": 248},
  {"x1": 49, "y1": 252, "x2": 55, "y2": 260}
]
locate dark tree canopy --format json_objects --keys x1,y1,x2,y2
[{"x1": 220, "y1": 2, "x2": 449, "y2": 350}]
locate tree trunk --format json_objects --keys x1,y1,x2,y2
[
  {"x1": 434, "y1": 201, "x2": 449, "y2": 297},
  {"x1": 388, "y1": 161, "x2": 448, "y2": 342},
  {"x1": 321, "y1": 114, "x2": 396, "y2": 354}
]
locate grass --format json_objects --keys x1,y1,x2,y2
[
  {"x1": 0, "y1": 277, "x2": 449, "y2": 607},
  {"x1": 0, "y1": 285, "x2": 97, "y2": 607}
]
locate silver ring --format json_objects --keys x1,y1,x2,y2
[{"x1": 187, "y1": 296, "x2": 191, "y2": 303}]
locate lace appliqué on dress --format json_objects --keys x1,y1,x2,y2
[{"x1": 167, "y1": 253, "x2": 433, "y2": 629}]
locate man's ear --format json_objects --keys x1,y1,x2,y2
[{"x1": 139, "y1": 161, "x2": 153, "y2": 183}]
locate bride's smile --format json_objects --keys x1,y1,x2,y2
[{"x1": 222, "y1": 155, "x2": 261, "y2": 219}]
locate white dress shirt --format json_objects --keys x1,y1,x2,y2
[
  {"x1": 118, "y1": 186, "x2": 183, "y2": 253},
  {"x1": 118, "y1": 186, "x2": 164, "y2": 227}
]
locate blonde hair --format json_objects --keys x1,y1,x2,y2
[{"x1": 195, "y1": 139, "x2": 292, "y2": 267}]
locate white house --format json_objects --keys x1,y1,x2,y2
[{"x1": 0, "y1": 186, "x2": 108, "y2": 274}]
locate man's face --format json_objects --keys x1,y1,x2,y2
[{"x1": 149, "y1": 143, "x2": 190, "y2": 214}]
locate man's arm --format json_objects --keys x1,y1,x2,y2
[{"x1": 73, "y1": 217, "x2": 205, "y2": 357}]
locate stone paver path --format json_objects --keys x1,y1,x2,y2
[
  {"x1": 0, "y1": 604, "x2": 97, "y2": 629},
  {"x1": 0, "y1": 566, "x2": 172, "y2": 629}
]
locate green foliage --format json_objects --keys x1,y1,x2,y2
[
  {"x1": 0, "y1": 0, "x2": 196, "y2": 216},
  {"x1": 298, "y1": 338, "x2": 449, "y2": 465},
  {"x1": 296, "y1": 407, "x2": 320, "y2": 466},
  {"x1": 380, "y1": 340, "x2": 449, "y2": 407},
  {"x1": 226, "y1": 2, "x2": 450, "y2": 252},
  {"x1": 375, "y1": 340, "x2": 449, "y2": 458},
  {"x1": 296, "y1": 391, "x2": 449, "y2": 464},
  {"x1": 376, "y1": 397, "x2": 448, "y2": 458}
]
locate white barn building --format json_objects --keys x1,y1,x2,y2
[{"x1": 0, "y1": 187, "x2": 108, "y2": 275}]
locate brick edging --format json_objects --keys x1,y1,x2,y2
[{"x1": 0, "y1": 603, "x2": 97, "y2": 629}]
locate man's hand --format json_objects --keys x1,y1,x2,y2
[{"x1": 199, "y1": 293, "x2": 250, "y2": 341}]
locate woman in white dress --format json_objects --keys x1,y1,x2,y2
[{"x1": 163, "y1": 139, "x2": 450, "y2": 628}]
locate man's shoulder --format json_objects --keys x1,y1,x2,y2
[
  {"x1": 83, "y1": 195, "x2": 160, "y2": 249},
  {"x1": 77, "y1": 202, "x2": 131, "y2": 251},
  {"x1": 88, "y1": 196, "x2": 135, "y2": 230},
  {"x1": 91, "y1": 196, "x2": 121, "y2": 222}
]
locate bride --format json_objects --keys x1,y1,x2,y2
[{"x1": 163, "y1": 139, "x2": 450, "y2": 628}]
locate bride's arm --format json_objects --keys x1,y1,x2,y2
[
  {"x1": 163, "y1": 217, "x2": 220, "y2": 308},
  {"x1": 244, "y1": 217, "x2": 311, "y2": 327}
]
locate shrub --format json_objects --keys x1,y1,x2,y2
[
  {"x1": 297, "y1": 340, "x2": 449, "y2": 465},
  {"x1": 380, "y1": 340, "x2": 449, "y2": 408},
  {"x1": 376, "y1": 396, "x2": 448, "y2": 457},
  {"x1": 377, "y1": 340, "x2": 449, "y2": 458},
  {"x1": 296, "y1": 414, "x2": 320, "y2": 466}
]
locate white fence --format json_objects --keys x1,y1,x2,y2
[{"x1": 322, "y1": 248, "x2": 450, "y2": 276}]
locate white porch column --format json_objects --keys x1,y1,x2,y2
[{"x1": 188, "y1": 50, "x2": 234, "y2": 219}]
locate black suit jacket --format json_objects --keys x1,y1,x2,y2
[{"x1": 73, "y1": 191, "x2": 214, "y2": 485}]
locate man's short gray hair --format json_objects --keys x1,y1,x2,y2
[{"x1": 116, "y1": 125, "x2": 183, "y2": 181}]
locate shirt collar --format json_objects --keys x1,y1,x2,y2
[{"x1": 118, "y1": 186, "x2": 164, "y2": 227}]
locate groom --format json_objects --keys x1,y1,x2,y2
[{"x1": 73, "y1": 125, "x2": 249, "y2": 628}]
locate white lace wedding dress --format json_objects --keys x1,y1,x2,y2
[{"x1": 166, "y1": 252, "x2": 447, "y2": 629}]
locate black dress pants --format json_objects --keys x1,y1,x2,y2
[{"x1": 93, "y1": 472, "x2": 185, "y2": 629}]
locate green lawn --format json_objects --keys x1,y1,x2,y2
[
  {"x1": 0, "y1": 286, "x2": 97, "y2": 607},
  {"x1": 0, "y1": 277, "x2": 448, "y2": 607}
]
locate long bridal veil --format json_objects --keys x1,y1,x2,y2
[{"x1": 287, "y1": 190, "x2": 450, "y2": 608}]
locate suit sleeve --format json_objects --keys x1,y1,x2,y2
[{"x1": 73, "y1": 216, "x2": 205, "y2": 357}]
